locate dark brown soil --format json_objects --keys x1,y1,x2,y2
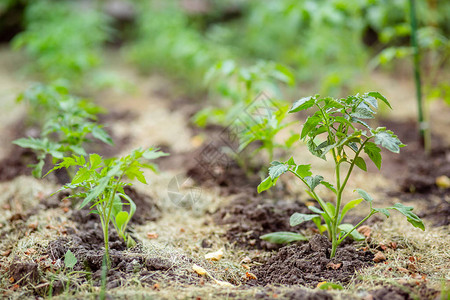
[
  {"x1": 213, "y1": 195, "x2": 313, "y2": 250},
  {"x1": 252, "y1": 235, "x2": 374, "y2": 287},
  {"x1": 378, "y1": 119, "x2": 450, "y2": 226},
  {"x1": 160, "y1": 124, "x2": 262, "y2": 195},
  {"x1": 0, "y1": 146, "x2": 38, "y2": 182},
  {"x1": 284, "y1": 289, "x2": 333, "y2": 300},
  {"x1": 9, "y1": 262, "x2": 40, "y2": 285},
  {"x1": 42, "y1": 198, "x2": 187, "y2": 296},
  {"x1": 370, "y1": 282, "x2": 440, "y2": 300},
  {"x1": 380, "y1": 119, "x2": 450, "y2": 194},
  {"x1": 251, "y1": 287, "x2": 332, "y2": 300}
]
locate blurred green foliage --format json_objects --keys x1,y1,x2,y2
[{"x1": 12, "y1": 0, "x2": 111, "y2": 83}]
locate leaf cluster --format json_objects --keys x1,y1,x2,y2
[
  {"x1": 13, "y1": 82, "x2": 112, "y2": 177},
  {"x1": 12, "y1": 0, "x2": 110, "y2": 82},
  {"x1": 48, "y1": 148, "x2": 168, "y2": 252},
  {"x1": 258, "y1": 92, "x2": 424, "y2": 257}
]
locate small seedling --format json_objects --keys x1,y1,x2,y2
[
  {"x1": 13, "y1": 83, "x2": 113, "y2": 178},
  {"x1": 258, "y1": 92, "x2": 425, "y2": 258},
  {"x1": 47, "y1": 148, "x2": 168, "y2": 266}
]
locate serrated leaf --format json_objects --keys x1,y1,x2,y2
[
  {"x1": 356, "y1": 188, "x2": 373, "y2": 204},
  {"x1": 287, "y1": 157, "x2": 295, "y2": 165},
  {"x1": 364, "y1": 142, "x2": 382, "y2": 169},
  {"x1": 257, "y1": 176, "x2": 273, "y2": 193},
  {"x1": 290, "y1": 213, "x2": 320, "y2": 227},
  {"x1": 64, "y1": 250, "x2": 77, "y2": 269},
  {"x1": 351, "y1": 107, "x2": 374, "y2": 119},
  {"x1": 293, "y1": 164, "x2": 312, "y2": 178},
  {"x1": 260, "y1": 232, "x2": 308, "y2": 244},
  {"x1": 305, "y1": 175, "x2": 323, "y2": 191},
  {"x1": 301, "y1": 115, "x2": 321, "y2": 139},
  {"x1": 92, "y1": 126, "x2": 114, "y2": 145},
  {"x1": 374, "y1": 130, "x2": 403, "y2": 153},
  {"x1": 79, "y1": 176, "x2": 110, "y2": 209},
  {"x1": 13, "y1": 137, "x2": 47, "y2": 151},
  {"x1": 89, "y1": 153, "x2": 103, "y2": 170},
  {"x1": 269, "y1": 162, "x2": 289, "y2": 180},
  {"x1": 353, "y1": 157, "x2": 367, "y2": 171},
  {"x1": 374, "y1": 207, "x2": 390, "y2": 217},
  {"x1": 388, "y1": 203, "x2": 425, "y2": 231},
  {"x1": 367, "y1": 92, "x2": 392, "y2": 109},
  {"x1": 289, "y1": 96, "x2": 315, "y2": 113},
  {"x1": 321, "y1": 180, "x2": 337, "y2": 194}
]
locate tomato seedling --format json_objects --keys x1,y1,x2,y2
[
  {"x1": 13, "y1": 83, "x2": 112, "y2": 178},
  {"x1": 258, "y1": 92, "x2": 425, "y2": 258},
  {"x1": 47, "y1": 148, "x2": 168, "y2": 267}
]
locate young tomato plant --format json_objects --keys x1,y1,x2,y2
[
  {"x1": 13, "y1": 83, "x2": 112, "y2": 177},
  {"x1": 258, "y1": 92, "x2": 425, "y2": 258},
  {"x1": 47, "y1": 148, "x2": 168, "y2": 267}
]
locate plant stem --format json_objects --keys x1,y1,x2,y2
[
  {"x1": 409, "y1": 0, "x2": 429, "y2": 153},
  {"x1": 337, "y1": 211, "x2": 376, "y2": 245},
  {"x1": 330, "y1": 139, "x2": 368, "y2": 258}
]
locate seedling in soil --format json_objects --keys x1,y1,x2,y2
[
  {"x1": 13, "y1": 83, "x2": 113, "y2": 178},
  {"x1": 258, "y1": 92, "x2": 425, "y2": 258},
  {"x1": 47, "y1": 148, "x2": 168, "y2": 267}
]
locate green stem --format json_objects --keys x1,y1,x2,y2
[
  {"x1": 409, "y1": 0, "x2": 429, "y2": 153},
  {"x1": 289, "y1": 169, "x2": 332, "y2": 220},
  {"x1": 330, "y1": 139, "x2": 369, "y2": 258},
  {"x1": 337, "y1": 211, "x2": 376, "y2": 245}
]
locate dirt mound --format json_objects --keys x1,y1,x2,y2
[
  {"x1": 252, "y1": 235, "x2": 374, "y2": 287},
  {"x1": 370, "y1": 283, "x2": 440, "y2": 300},
  {"x1": 213, "y1": 195, "x2": 312, "y2": 250}
]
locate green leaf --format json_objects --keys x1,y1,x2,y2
[
  {"x1": 31, "y1": 160, "x2": 45, "y2": 178},
  {"x1": 374, "y1": 208, "x2": 390, "y2": 217},
  {"x1": 301, "y1": 115, "x2": 321, "y2": 139},
  {"x1": 260, "y1": 232, "x2": 308, "y2": 244},
  {"x1": 257, "y1": 176, "x2": 274, "y2": 193},
  {"x1": 317, "y1": 282, "x2": 344, "y2": 290},
  {"x1": 351, "y1": 107, "x2": 374, "y2": 119},
  {"x1": 364, "y1": 142, "x2": 382, "y2": 169},
  {"x1": 293, "y1": 164, "x2": 312, "y2": 178},
  {"x1": 340, "y1": 198, "x2": 363, "y2": 222},
  {"x1": 92, "y1": 126, "x2": 114, "y2": 145},
  {"x1": 64, "y1": 250, "x2": 77, "y2": 269},
  {"x1": 373, "y1": 129, "x2": 403, "y2": 153},
  {"x1": 355, "y1": 188, "x2": 373, "y2": 204},
  {"x1": 305, "y1": 175, "x2": 323, "y2": 191},
  {"x1": 290, "y1": 213, "x2": 320, "y2": 227},
  {"x1": 89, "y1": 153, "x2": 103, "y2": 170},
  {"x1": 353, "y1": 157, "x2": 367, "y2": 171},
  {"x1": 269, "y1": 162, "x2": 289, "y2": 180},
  {"x1": 338, "y1": 224, "x2": 365, "y2": 241},
  {"x1": 79, "y1": 176, "x2": 110, "y2": 209},
  {"x1": 142, "y1": 148, "x2": 170, "y2": 160},
  {"x1": 367, "y1": 92, "x2": 392, "y2": 109},
  {"x1": 321, "y1": 180, "x2": 337, "y2": 194},
  {"x1": 289, "y1": 96, "x2": 316, "y2": 113},
  {"x1": 115, "y1": 211, "x2": 129, "y2": 232},
  {"x1": 13, "y1": 137, "x2": 47, "y2": 151},
  {"x1": 388, "y1": 203, "x2": 425, "y2": 231},
  {"x1": 285, "y1": 133, "x2": 300, "y2": 148}
]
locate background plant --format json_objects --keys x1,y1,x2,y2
[
  {"x1": 258, "y1": 92, "x2": 425, "y2": 258},
  {"x1": 47, "y1": 148, "x2": 168, "y2": 267},
  {"x1": 13, "y1": 82, "x2": 113, "y2": 177},
  {"x1": 12, "y1": 0, "x2": 111, "y2": 84}
]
